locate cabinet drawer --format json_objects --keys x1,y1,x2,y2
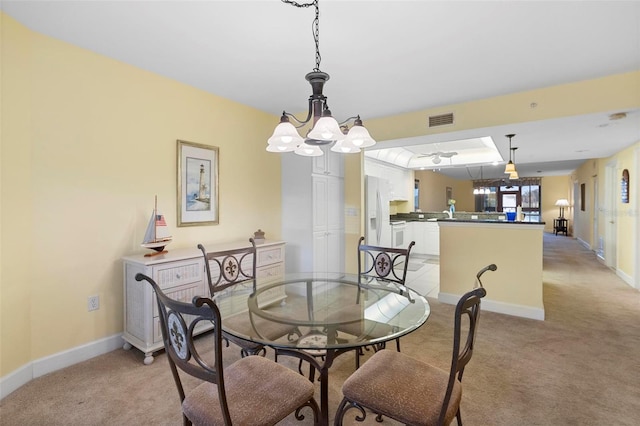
[
  {"x1": 256, "y1": 245, "x2": 284, "y2": 267},
  {"x1": 152, "y1": 281, "x2": 205, "y2": 318},
  {"x1": 154, "y1": 259, "x2": 203, "y2": 290},
  {"x1": 257, "y1": 263, "x2": 284, "y2": 285},
  {"x1": 258, "y1": 285, "x2": 287, "y2": 308}
]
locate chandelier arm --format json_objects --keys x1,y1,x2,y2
[
  {"x1": 337, "y1": 116, "x2": 360, "y2": 126},
  {"x1": 283, "y1": 100, "x2": 315, "y2": 128}
]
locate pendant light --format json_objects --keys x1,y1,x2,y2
[
  {"x1": 266, "y1": 0, "x2": 375, "y2": 156},
  {"x1": 509, "y1": 147, "x2": 519, "y2": 179},
  {"x1": 504, "y1": 134, "x2": 517, "y2": 174}
]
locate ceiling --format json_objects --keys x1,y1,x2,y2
[{"x1": 2, "y1": 0, "x2": 639, "y2": 180}]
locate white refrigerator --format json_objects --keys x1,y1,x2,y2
[{"x1": 365, "y1": 175, "x2": 391, "y2": 247}]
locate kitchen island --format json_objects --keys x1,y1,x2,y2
[{"x1": 438, "y1": 219, "x2": 545, "y2": 320}]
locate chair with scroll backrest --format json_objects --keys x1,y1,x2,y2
[
  {"x1": 135, "y1": 273, "x2": 318, "y2": 426},
  {"x1": 334, "y1": 264, "x2": 497, "y2": 426},
  {"x1": 352, "y1": 236, "x2": 416, "y2": 367},
  {"x1": 198, "y1": 239, "x2": 296, "y2": 357}
]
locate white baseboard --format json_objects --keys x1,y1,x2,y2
[
  {"x1": 576, "y1": 238, "x2": 591, "y2": 250},
  {"x1": 1, "y1": 333, "x2": 123, "y2": 400},
  {"x1": 616, "y1": 269, "x2": 634, "y2": 288},
  {"x1": 438, "y1": 292, "x2": 545, "y2": 321}
]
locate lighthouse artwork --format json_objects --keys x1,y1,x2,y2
[
  {"x1": 187, "y1": 161, "x2": 211, "y2": 210},
  {"x1": 177, "y1": 140, "x2": 219, "y2": 226}
]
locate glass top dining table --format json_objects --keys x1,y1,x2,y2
[{"x1": 213, "y1": 272, "x2": 431, "y2": 425}]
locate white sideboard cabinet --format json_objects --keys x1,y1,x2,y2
[{"x1": 122, "y1": 240, "x2": 286, "y2": 364}]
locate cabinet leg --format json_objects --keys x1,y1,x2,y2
[{"x1": 143, "y1": 353, "x2": 154, "y2": 365}]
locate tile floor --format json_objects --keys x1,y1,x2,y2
[{"x1": 405, "y1": 253, "x2": 440, "y2": 298}]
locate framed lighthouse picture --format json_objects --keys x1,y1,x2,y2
[{"x1": 177, "y1": 140, "x2": 219, "y2": 226}]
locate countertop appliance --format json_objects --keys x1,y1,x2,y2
[{"x1": 366, "y1": 175, "x2": 391, "y2": 247}]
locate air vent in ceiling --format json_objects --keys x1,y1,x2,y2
[{"x1": 428, "y1": 112, "x2": 454, "y2": 128}]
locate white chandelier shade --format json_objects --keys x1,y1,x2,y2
[
  {"x1": 343, "y1": 119, "x2": 375, "y2": 148},
  {"x1": 306, "y1": 115, "x2": 346, "y2": 142},
  {"x1": 331, "y1": 139, "x2": 361, "y2": 154},
  {"x1": 267, "y1": 119, "x2": 304, "y2": 152},
  {"x1": 294, "y1": 142, "x2": 323, "y2": 157}
]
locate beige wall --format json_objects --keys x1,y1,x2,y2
[
  {"x1": 414, "y1": 170, "x2": 473, "y2": 212},
  {"x1": 1, "y1": 12, "x2": 34, "y2": 381},
  {"x1": 439, "y1": 223, "x2": 544, "y2": 316},
  {"x1": 2, "y1": 10, "x2": 639, "y2": 385},
  {"x1": 572, "y1": 141, "x2": 640, "y2": 282},
  {"x1": 541, "y1": 175, "x2": 573, "y2": 234},
  {"x1": 1, "y1": 14, "x2": 281, "y2": 375},
  {"x1": 365, "y1": 71, "x2": 639, "y2": 143}
]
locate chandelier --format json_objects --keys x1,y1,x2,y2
[
  {"x1": 472, "y1": 165, "x2": 491, "y2": 194},
  {"x1": 266, "y1": 0, "x2": 376, "y2": 157}
]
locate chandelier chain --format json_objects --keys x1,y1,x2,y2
[{"x1": 282, "y1": 0, "x2": 321, "y2": 72}]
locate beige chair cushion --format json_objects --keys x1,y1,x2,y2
[
  {"x1": 341, "y1": 349, "x2": 462, "y2": 426},
  {"x1": 183, "y1": 355, "x2": 314, "y2": 425}
]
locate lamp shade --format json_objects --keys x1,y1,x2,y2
[
  {"x1": 504, "y1": 161, "x2": 516, "y2": 174},
  {"x1": 268, "y1": 119, "x2": 304, "y2": 147},
  {"x1": 307, "y1": 116, "x2": 345, "y2": 142},
  {"x1": 294, "y1": 142, "x2": 323, "y2": 157},
  {"x1": 266, "y1": 143, "x2": 296, "y2": 153},
  {"x1": 343, "y1": 123, "x2": 375, "y2": 148},
  {"x1": 555, "y1": 199, "x2": 570, "y2": 207},
  {"x1": 330, "y1": 139, "x2": 361, "y2": 154}
]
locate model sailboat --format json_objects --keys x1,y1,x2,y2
[{"x1": 141, "y1": 196, "x2": 172, "y2": 257}]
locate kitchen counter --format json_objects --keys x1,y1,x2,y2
[
  {"x1": 436, "y1": 218, "x2": 545, "y2": 225},
  {"x1": 391, "y1": 212, "x2": 545, "y2": 225},
  {"x1": 393, "y1": 211, "x2": 544, "y2": 223},
  {"x1": 438, "y1": 220, "x2": 545, "y2": 320}
]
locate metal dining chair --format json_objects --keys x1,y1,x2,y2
[
  {"x1": 334, "y1": 264, "x2": 497, "y2": 426},
  {"x1": 198, "y1": 239, "x2": 296, "y2": 357},
  {"x1": 135, "y1": 273, "x2": 319, "y2": 425},
  {"x1": 346, "y1": 236, "x2": 416, "y2": 368}
]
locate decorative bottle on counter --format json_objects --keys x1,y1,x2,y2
[{"x1": 450, "y1": 203, "x2": 455, "y2": 215}]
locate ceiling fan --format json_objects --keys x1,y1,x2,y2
[{"x1": 418, "y1": 151, "x2": 458, "y2": 164}]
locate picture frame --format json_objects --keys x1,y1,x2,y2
[
  {"x1": 177, "y1": 140, "x2": 219, "y2": 227},
  {"x1": 621, "y1": 169, "x2": 629, "y2": 204},
  {"x1": 446, "y1": 186, "x2": 453, "y2": 206}
]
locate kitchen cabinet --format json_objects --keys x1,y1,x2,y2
[
  {"x1": 364, "y1": 158, "x2": 412, "y2": 201},
  {"x1": 122, "y1": 240, "x2": 286, "y2": 365},
  {"x1": 410, "y1": 221, "x2": 440, "y2": 256},
  {"x1": 312, "y1": 148, "x2": 344, "y2": 177},
  {"x1": 282, "y1": 146, "x2": 345, "y2": 274}
]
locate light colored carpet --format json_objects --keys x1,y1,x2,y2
[{"x1": 2, "y1": 234, "x2": 639, "y2": 425}]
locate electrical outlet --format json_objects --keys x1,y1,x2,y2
[{"x1": 88, "y1": 295, "x2": 100, "y2": 311}]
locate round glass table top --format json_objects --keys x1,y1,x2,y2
[{"x1": 213, "y1": 272, "x2": 430, "y2": 351}]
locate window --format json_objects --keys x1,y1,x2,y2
[{"x1": 474, "y1": 178, "x2": 542, "y2": 221}]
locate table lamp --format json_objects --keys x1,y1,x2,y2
[{"x1": 555, "y1": 199, "x2": 570, "y2": 218}]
